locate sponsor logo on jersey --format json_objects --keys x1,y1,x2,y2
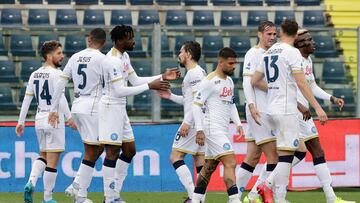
[
  {"x1": 190, "y1": 80, "x2": 201, "y2": 86},
  {"x1": 223, "y1": 143, "x2": 231, "y2": 150},
  {"x1": 111, "y1": 133, "x2": 118, "y2": 141},
  {"x1": 219, "y1": 87, "x2": 233, "y2": 97},
  {"x1": 214, "y1": 80, "x2": 221, "y2": 85}
]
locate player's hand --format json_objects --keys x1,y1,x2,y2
[
  {"x1": 331, "y1": 96, "x2": 344, "y2": 111},
  {"x1": 196, "y1": 131, "x2": 205, "y2": 146},
  {"x1": 148, "y1": 79, "x2": 170, "y2": 91},
  {"x1": 156, "y1": 89, "x2": 171, "y2": 99},
  {"x1": 249, "y1": 104, "x2": 261, "y2": 126},
  {"x1": 48, "y1": 112, "x2": 59, "y2": 128},
  {"x1": 15, "y1": 124, "x2": 24, "y2": 137},
  {"x1": 179, "y1": 122, "x2": 190, "y2": 137},
  {"x1": 315, "y1": 107, "x2": 328, "y2": 125},
  {"x1": 297, "y1": 102, "x2": 311, "y2": 121},
  {"x1": 162, "y1": 68, "x2": 181, "y2": 81},
  {"x1": 236, "y1": 125, "x2": 244, "y2": 137},
  {"x1": 66, "y1": 118, "x2": 77, "y2": 130}
]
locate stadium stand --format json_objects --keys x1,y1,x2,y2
[
  {"x1": 275, "y1": 10, "x2": 295, "y2": 26},
  {"x1": 332, "y1": 88, "x2": 356, "y2": 112},
  {"x1": 0, "y1": 0, "x2": 15, "y2": 4},
  {"x1": 220, "y1": 10, "x2": 242, "y2": 26},
  {"x1": 184, "y1": 0, "x2": 208, "y2": 6},
  {"x1": 175, "y1": 35, "x2": 196, "y2": 53},
  {"x1": 322, "y1": 61, "x2": 347, "y2": 84},
  {"x1": 247, "y1": 11, "x2": 268, "y2": 26},
  {"x1": 28, "y1": 9, "x2": 50, "y2": 26},
  {"x1": 133, "y1": 91, "x2": 152, "y2": 114},
  {"x1": 132, "y1": 60, "x2": 152, "y2": 76},
  {"x1": 0, "y1": 87, "x2": 17, "y2": 110},
  {"x1": 127, "y1": 34, "x2": 146, "y2": 57},
  {"x1": 266, "y1": 0, "x2": 290, "y2": 6},
  {"x1": 0, "y1": 36, "x2": 7, "y2": 56},
  {"x1": 303, "y1": 10, "x2": 326, "y2": 27},
  {"x1": 20, "y1": 60, "x2": 41, "y2": 81},
  {"x1": 56, "y1": 9, "x2": 77, "y2": 26},
  {"x1": 19, "y1": 0, "x2": 42, "y2": 4},
  {"x1": 138, "y1": 10, "x2": 159, "y2": 25},
  {"x1": 38, "y1": 35, "x2": 59, "y2": 51},
  {"x1": 129, "y1": 0, "x2": 154, "y2": 5},
  {"x1": 161, "y1": 87, "x2": 182, "y2": 112},
  {"x1": 1, "y1": 9, "x2": 22, "y2": 27},
  {"x1": 295, "y1": 0, "x2": 320, "y2": 5},
  {"x1": 148, "y1": 36, "x2": 173, "y2": 57},
  {"x1": 103, "y1": 0, "x2": 126, "y2": 4},
  {"x1": 238, "y1": 0, "x2": 263, "y2": 6},
  {"x1": 0, "y1": 60, "x2": 18, "y2": 83},
  {"x1": 313, "y1": 35, "x2": 339, "y2": 58},
  {"x1": 64, "y1": 35, "x2": 87, "y2": 56},
  {"x1": 157, "y1": 0, "x2": 181, "y2": 5},
  {"x1": 229, "y1": 36, "x2": 251, "y2": 57},
  {"x1": 202, "y1": 35, "x2": 224, "y2": 58},
  {"x1": 74, "y1": 0, "x2": 99, "y2": 5},
  {"x1": 19, "y1": 87, "x2": 37, "y2": 111},
  {"x1": 48, "y1": 0, "x2": 71, "y2": 4},
  {"x1": 10, "y1": 35, "x2": 36, "y2": 57},
  {"x1": 166, "y1": 10, "x2": 187, "y2": 26},
  {"x1": 83, "y1": 10, "x2": 105, "y2": 27},
  {"x1": 212, "y1": 0, "x2": 236, "y2": 6},
  {"x1": 193, "y1": 10, "x2": 214, "y2": 26},
  {"x1": 111, "y1": 10, "x2": 132, "y2": 25}
]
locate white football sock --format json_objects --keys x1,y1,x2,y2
[
  {"x1": 314, "y1": 163, "x2": 336, "y2": 203},
  {"x1": 77, "y1": 163, "x2": 95, "y2": 198},
  {"x1": 250, "y1": 165, "x2": 270, "y2": 198},
  {"x1": 292, "y1": 156, "x2": 302, "y2": 167},
  {"x1": 192, "y1": 193, "x2": 204, "y2": 203},
  {"x1": 236, "y1": 167, "x2": 253, "y2": 198},
  {"x1": 115, "y1": 159, "x2": 130, "y2": 193},
  {"x1": 273, "y1": 162, "x2": 291, "y2": 201},
  {"x1": 103, "y1": 165, "x2": 118, "y2": 200},
  {"x1": 43, "y1": 169, "x2": 57, "y2": 201},
  {"x1": 175, "y1": 164, "x2": 194, "y2": 199},
  {"x1": 28, "y1": 159, "x2": 46, "y2": 187}
]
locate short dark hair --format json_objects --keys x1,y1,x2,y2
[
  {"x1": 90, "y1": 28, "x2": 106, "y2": 44},
  {"x1": 41, "y1": 40, "x2": 62, "y2": 60},
  {"x1": 110, "y1": 25, "x2": 134, "y2": 43},
  {"x1": 182, "y1": 41, "x2": 201, "y2": 62},
  {"x1": 281, "y1": 19, "x2": 298, "y2": 37},
  {"x1": 258, "y1": 21, "x2": 276, "y2": 32},
  {"x1": 218, "y1": 47, "x2": 237, "y2": 59}
]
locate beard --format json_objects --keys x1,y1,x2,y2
[
  {"x1": 54, "y1": 61, "x2": 62, "y2": 68},
  {"x1": 178, "y1": 58, "x2": 185, "y2": 68},
  {"x1": 224, "y1": 70, "x2": 234, "y2": 76}
]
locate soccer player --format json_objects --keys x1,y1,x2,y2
[
  {"x1": 251, "y1": 19, "x2": 328, "y2": 203},
  {"x1": 291, "y1": 29, "x2": 354, "y2": 203},
  {"x1": 157, "y1": 41, "x2": 206, "y2": 202},
  {"x1": 100, "y1": 25, "x2": 180, "y2": 203},
  {"x1": 16, "y1": 40, "x2": 76, "y2": 203},
  {"x1": 191, "y1": 48, "x2": 244, "y2": 203},
  {"x1": 237, "y1": 21, "x2": 278, "y2": 203},
  {"x1": 48, "y1": 28, "x2": 107, "y2": 203}
]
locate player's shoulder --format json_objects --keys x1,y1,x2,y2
[
  {"x1": 206, "y1": 71, "x2": 217, "y2": 81},
  {"x1": 245, "y1": 46, "x2": 263, "y2": 58}
]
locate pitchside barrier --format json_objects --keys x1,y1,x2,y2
[{"x1": 0, "y1": 119, "x2": 359, "y2": 192}]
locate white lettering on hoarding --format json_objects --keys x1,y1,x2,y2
[
  {"x1": 15, "y1": 142, "x2": 38, "y2": 178},
  {"x1": 0, "y1": 153, "x2": 11, "y2": 178},
  {"x1": 133, "y1": 150, "x2": 160, "y2": 176}
]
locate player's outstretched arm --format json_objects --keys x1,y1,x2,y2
[
  {"x1": 156, "y1": 89, "x2": 184, "y2": 105},
  {"x1": 162, "y1": 68, "x2": 181, "y2": 81},
  {"x1": 309, "y1": 81, "x2": 345, "y2": 111}
]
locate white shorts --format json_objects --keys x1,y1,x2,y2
[
  {"x1": 98, "y1": 103, "x2": 134, "y2": 146},
  {"x1": 172, "y1": 127, "x2": 205, "y2": 155},
  {"x1": 204, "y1": 129, "x2": 234, "y2": 160},
  {"x1": 35, "y1": 128, "x2": 65, "y2": 152},
  {"x1": 73, "y1": 113, "x2": 100, "y2": 145},
  {"x1": 270, "y1": 114, "x2": 300, "y2": 151},
  {"x1": 297, "y1": 112, "x2": 319, "y2": 141},
  {"x1": 245, "y1": 108, "x2": 276, "y2": 145}
]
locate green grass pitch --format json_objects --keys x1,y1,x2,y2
[{"x1": 0, "y1": 189, "x2": 358, "y2": 203}]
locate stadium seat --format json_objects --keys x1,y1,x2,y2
[
  {"x1": 229, "y1": 36, "x2": 251, "y2": 57},
  {"x1": 161, "y1": 87, "x2": 182, "y2": 111},
  {"x1": 19, "y1": 87, "x2": 37, "y2": 110},
  {"x1": 101, "y1": 37, "x2": 113, "y2": 54},
  {"x1": 138, "y1": 10, "x2": 159, "y2": 25},
  {"x1": 56, "y1": 9, "x2": 77, "y2": 26},
  {"x1": 234, "y1": 88, "x2": 243, "y2": 111},
  {"x1": 111, "y1": 10, "x2": 132, "y2": 25},
  {"x1": 266, "y1": 0, "x2": 290, "y2": 6},
  {"x1": 129, "y1": 0, "x2": 153, "y2": 5},
  {"x1": 174, "y1": 35, "x2": 195, "y2": 53},
  {"x1": 275, "y1": 11, "x2": 295, "y2": 26},
  {"x1": 0, "y1": 61, "x2": 18, "y2": 83},
  {"x1": 0, "y1": 36, "x2": 7, "y2": 56},
  {"x1": 322, "y1": 61, "x2": 347, "y2": 84},
  {"x1": 295, "y1": 0, "x2": 320, "y2": 6},
  {"x1": 74, "y1": 0, "x2": 98, "y2": 5},
  {"x1": 193, "y1": 11, "x2": 214, "y2": 26},
  {"x1": 64, "y1": 35, "x2": 86, "y2": 56},
  {"x1": 212, "y1": 0, "x2": 236, "y2": 6},
  {"x1": 19, "y1": 0, "x2": 42, "y2": 3},
  {"x1": 303, "y1": 11, "x2": 325, "y2": 27},
  {"x1": 247, "y1": 11, "x2": 268, "y2": 26},
  {"x1": 21, "y1": 60, "x2": 41, "y2": 81},
  {"x1": 148, "y1": 36, "x2": 173, "y2": 57},
  {"x1": 184, "y1": 0, "x2": 207, "y2": 6},
  {"x1": 48, "y1": 0, "x2": 70, "y2": 4},
  {"x1": 166, "y1": 10, "x2": 187, "y2": 26},
  {"x1": 332, "y1": 88, "x2": 355, "y2": 112},
  {"x1": 1, "y1": 9, "x2": 22, "y2": 26},
  {"x1": 83, "y1": 10, "x2": 105, "y2": 26},
  {"x1": 132, "y1": 60, "x2": 152, "y2": 76},
  {"x1": 220, "y1": 11, "x2": 242, "y2": 26},
  {"x1": 238, "y1": 0, "x2": 262, "y2": 6},
  {"x1": 133, "y1": 91, "x2": 152, "y2": 112},
  {"x1": 313, "y1": 35, "x2": 338, "y2": 58},
  {"x1": 38, "y1": 34, "x2": 59, "y2": 51},
  {"x1": 0, "y1": 0, "x2": 15, "y2": 3},
  {"x1": 203, "y1": 36, "x2": 224, "y2": 57},
  {"x1": 127, "y1": 34, "x2": 146, "y2": 58},
  {"x1": 0, "y1": 88, "x2": 16, "y2": 110},
  {"x1": 28, "y1": 9, "x2": 49, "y2": 26},
  {"x1": 103, "y1": 0, "x2": 126, "y2": 4},
  {"x1": 157, "y1": 0, "x2": 181, "y2": 5},
  {"x1": 10, "y1": 35, "x2": 36, "y2": 57}
]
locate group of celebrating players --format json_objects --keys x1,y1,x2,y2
[{"x1": 15, "y1": 19, "x2": 356, "y2": 203}]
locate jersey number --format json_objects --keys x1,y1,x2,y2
[
  {"x1": 264, "y1": 55, "x2": 279, "y2": 83},
  {"x1": 34, "y1": 80, "x2": 52, "y2": 105},
  {"x1": 77, "y1": 64, "x2": 87, "y2": 89}
]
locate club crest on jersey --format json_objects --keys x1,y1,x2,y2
[
  {"x1": 110, "y1": 133, "x2": 118, "y2": 141},
  {"x1": 220, "y1": 87, "x2": 233, "y2": 97},
  {"x1": 246, "y1": 62, "x2": 251, "y2": 70},
  {"x1": 293, "y1": 139, "x2": 299, "y2": 147},
  {"x1": 123, "y1": 62, "x2": 129, "y2": 73},
  {"x1": 113, "y1": 68, "x2": 117, "y2": 76},
  {"x1": 223, "y1": 143, "x2": 231, "y2": 150},
  {"x1": 311, "y1": 126, "x2": 317, "y2": 134}
]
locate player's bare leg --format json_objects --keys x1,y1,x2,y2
[
  {"x1": 192, "y1": 159, "x2": 219, "y2": 203},
  {"x1": 103, "y1": 145, "x2": 121, "y2": 203},
  {"x1": 42, "y1": 152, "x2": 61, "y2": 203},
  {"x1": 24, "y1": 152, "x2": 47, "y2": 203},
  {"x1": 219, "y1": 154, "x2": 242, "y2": 203}
]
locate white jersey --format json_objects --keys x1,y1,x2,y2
[
  {"x1": 243, "y1": 46, "x2": 267, "y2": 113},
  {"x1": 297, "y1": 56, "x2": 315, "y2": 109},
  {"x1": 101, "y1": 48, "x2": 135, "y2": 106},
  {"x1": 182, "y1": 65, "x2": 207, "y2": 124},
  {"x1": 256, "y1": 42, "x2": 303, "y2": 115},
  {"x1": 62, "y1": 48, "x2": 105, "y2": 114},
  {"x1": 194, "y1": 72, "x2": 236, "y2": 133},
  {"x1": 25, "y1": 66, "x2": 66, "y2": 129}
]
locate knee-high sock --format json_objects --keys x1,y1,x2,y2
[
  {"x1": 228, "y1": 185, "x2": 241, "y2": 203},
  {"x1": 271, "y1": 155, "x2": 293, "y2": 202},
  {"x1": 103, "y1": 159, "x2": 118, "y2": 200},
  {"x1": 43, "y1": 167, "x2": 57, "y2": 201},
  {"x1": 313, "y1": 157, "x2": 336, "y2": 203},
  {"x1": 192, "y1": 186, "x2": 206, "y2": 203},
  {"x1": 236, "y1": 162, "x2": 254, "y2": 198},
  {"x1": 292, "y1": 151, "x2": 306, "y2": 167},
  {"x1": 115, "y1": 154, "x2": 132, "y2": 193},
  {"x1": 173, "y1": 160, "x2": 194, "y2": 199},
  {"x1": 28, "y1": 158, "x2": 47, "y2": 187},
  {"x1": 77, "y1": 160, "x2": 95, "y2": 198}
]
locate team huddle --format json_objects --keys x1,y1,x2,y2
[{"x1": 15, "y1": 19, "x2": 356, "y2": 203}]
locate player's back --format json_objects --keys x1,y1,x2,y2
[
  {"x1": 64, "y1": 48, "x2": 106, "y2": 114},
  {"x1": 262, "y1": 42, "x2": 303, "y2": 115},
  {"x1": 28, "y1": 66, "x2": 65, "y2": 129}
]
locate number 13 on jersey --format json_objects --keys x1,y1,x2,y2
[{"x1": 264, "y1": 55, "x2": 279, "y2": 83}]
